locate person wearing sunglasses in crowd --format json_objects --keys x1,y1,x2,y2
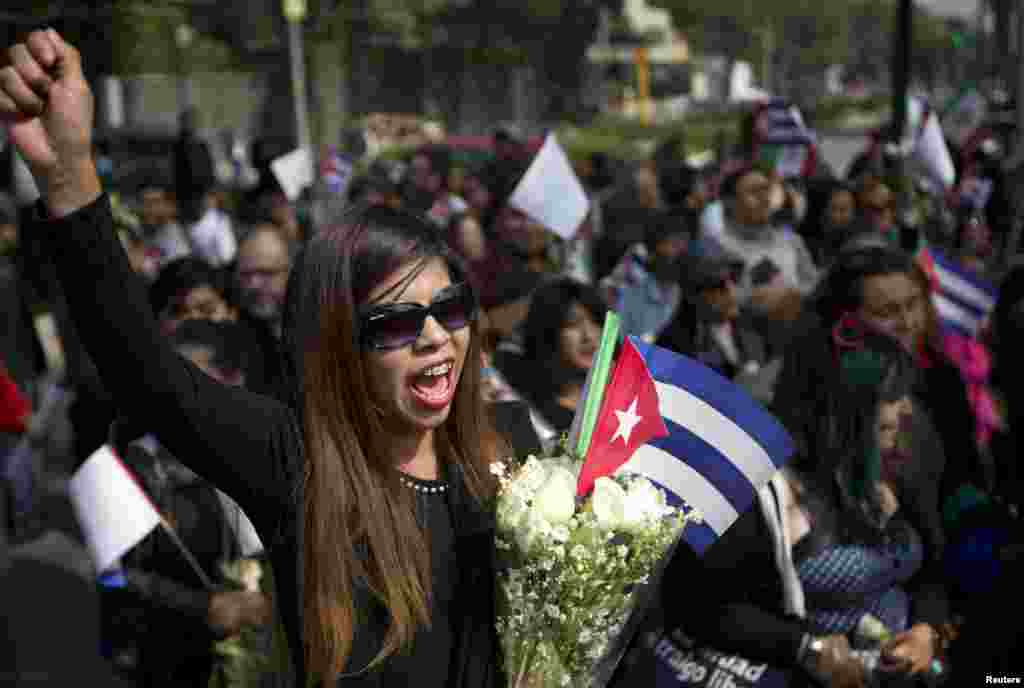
[{"x1": 1, "y1": 30, "x2": 503, "y2": 688}]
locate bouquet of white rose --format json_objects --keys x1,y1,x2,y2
[{"x1": 492, "y1": 453, "x2": 700, "y2": 688}]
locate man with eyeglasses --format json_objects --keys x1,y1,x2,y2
[{"x1": 234, "y1": 224, "x2": 292, "y2": 395}]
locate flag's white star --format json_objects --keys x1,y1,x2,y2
[{"x1": 611, "y1": 397, "x2": 643, "y2": 446}]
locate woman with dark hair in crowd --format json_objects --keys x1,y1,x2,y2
[
  {"x1": 782, "y1": 244, "x2": 988, "y2": 516},
  {"x1": 775, "y1": 325, "x2": 951, "y2": 685},
  {"x1": 504, "y1": 278, "x2": 607, "y2": 440},
  {"x1": 3, "y1": 30, "x2": 503, "y2": 688},
  {"x1": 615, "y1": 326, "x2": 950, "y2": 688},
  {"x1": 799, "y1": 179, "x2": 857, "y2": 266}
]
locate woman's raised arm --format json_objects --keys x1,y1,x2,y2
[{"x1": 0, "y1": 30, "x2": 296, "y2": 516}]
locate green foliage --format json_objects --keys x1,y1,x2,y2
[
  {"x1": 653, "y1": 0, "x2": 953, "y2": 85},
  {"x1": 109, "y1": 2, "x2": 242, "y2": 75}
]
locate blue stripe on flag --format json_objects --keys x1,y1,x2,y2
[
  {"x1": 632, "y1": 339, "x2": 794, "y2": 465},
  {"x1": 647, "y1": 417, "x2": 757, "y2": 515},
  {"x1": 644, "y1": 478, "x2": 719, "y2": 556},
  {"x1": 620, "y1": 444, "x2": 740, "y2": 535},
  {"x1": 934, "y1": 288, "x2": 987, "y2": 321},
  {"x1": 932, "y1": 292, "x2": 983, "y2": 337},
  {"x1": 930, "y1": 249, "x2": 998, "y2": 303}
]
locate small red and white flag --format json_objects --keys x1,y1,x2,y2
[
  {"x1": 69, "y1": 445, "x2": 162, "y2": 574},
  {"x1": 576, "y1": 338, "x2": 668, "y2": 497}
]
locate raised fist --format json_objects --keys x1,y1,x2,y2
[{"x1": 0, "y1": 29, "x2": 99, "y2": 216}]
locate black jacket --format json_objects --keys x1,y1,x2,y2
[
  {"x1": 34, "y1": 195, "x2": 501, "y2": 688},
  {"x1": 611, "y1": 468, "x2": 949, "y2": 687},
  {"x1": 656, "y1": 307, "x2": 766, "y2": 381}
]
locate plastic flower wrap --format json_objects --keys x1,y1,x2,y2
[{"x1": 493, "y1": 453, "x2": 700, "y2": 688}]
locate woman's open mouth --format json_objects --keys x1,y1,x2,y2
[{"x1": 409, "y1": 360, "x2": 456, "y2": 410}]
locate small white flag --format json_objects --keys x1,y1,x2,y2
[
  {"x1": 915, "y1": 111, "x2": 956, "y2": 191},
  {"x1": 508, "y1": 133, "x2": 590, "y2": 240},
  {"x1": 69, "y1": 445, "x2": 163, "y2": 574},
  {"x1": 271, "y1": 147, "x2": 315, "y2": 202}
]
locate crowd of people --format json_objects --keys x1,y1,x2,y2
[{"x1": 2, "y1": 29, "x2": 1023, "y2": 688}]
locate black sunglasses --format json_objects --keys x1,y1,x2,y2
[{"x1": 359, "y1": 282, "x2": 477, "y2": 351}]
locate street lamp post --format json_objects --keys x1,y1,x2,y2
[
  {"x1": 891, "y1": 0, "x2": 913, "y2": 144},
  {"x1": 175, "y1": 23, "x2": 195, "y2": 112},
  {"x1": 283, "y1": 0, "x2": 313, "y2": 168},
  {"x1": 283, "y1": 0, "x2": 319, "y2": 224}
]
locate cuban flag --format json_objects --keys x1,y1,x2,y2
[
  {"x1": 576, "y1": 334, "x2": 794, "y2": 555},
  {"x1": 752, "y1": 100, "x2": 817, "y2": 179},
  {"x1": 918, "y1": 247, "x2": 997, "y2": 338}
]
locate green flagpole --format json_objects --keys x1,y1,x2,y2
[{"x1": 570, "y1": 311, "x2": 621, "y2": 460}]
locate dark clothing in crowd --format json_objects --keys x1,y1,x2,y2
[
  {"x1": 32, "y1": 195, "x2": 500, "y2": 688},
  {"x1": 109, "y1": 435, "x2": 238, "y2": 688},
  {"x1": 488, "y1": 401, "x2": 543, "y2": 459},
  {"x1": 0, "y1": 258, "x2": 45, "y2": 401},
  {"x1": 915, "y1": 348, "x2": 994, "y2": 513},
  {"x1": 173, "y1": 132, "x2": 216, "y2": 224},
  {"x1": 530, "y1": 398, "x2": 575, "y2": 437},
  {"x1": 656, "y1": 306, "x2": 766, "y2": 381},
  {"x1": 591, "y1": 205, "x2": 661, "y2": 283},
  {"x1": 234, "y1": 311, "x2": 286, "y2": 400},
  {"x1": 7, "y1": 550, "x2": 129, "y2": 686}
]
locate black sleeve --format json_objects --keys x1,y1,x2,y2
[
  {"x1": 661, "y1": 506, "x2": 807, "y2": 669},
  {"x1": 487, "y1": 401, "x2": 542, "y2": 458},
  {"x1": 32, "y1": 195, "x2": 297, "y2": 526},
  {"x1": 123, "y1": 568, "x2": 213, "y2": 625}
]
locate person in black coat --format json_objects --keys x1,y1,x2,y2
[
  {"x1": 657, "y1": 255, "x2": 765, "y2": 381},
  {"x1": 613, "y1": 325, "x2": 951, "y2": 688},
  {"x1": 173, "y1": 107, "x2": 216, "y2": 225},
  {"x1": 3, "y1": 30, "x2": 504, "y2": 688}
]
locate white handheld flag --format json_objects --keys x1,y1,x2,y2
[
  {"x1": 508, "y1": 133, "x2": 590, "y2": 239},
  {"x1": 915, "y1": 112, "x2": 956, "y2": 191},
  {"x1": 69, "y1": 445, "x2": 162, "y2": 574},
  {"x1": 271, "y1": 148, "x2": 315, "y2": 201}
]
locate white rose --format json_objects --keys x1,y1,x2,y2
[
  {"x1": 621, "y1": 478, "x2": 668, "y2": 532},
  {"x1": 534, "y1": 467, "x2": 577, "y2": 525},
  {"x1": 497, "y1": 493, "x2": 529, "y2": 532},
  {"x1": 514, "y1": 457, "x2": 549, "y2": 495},
  {"x1": 517, "y1": 509, "x2": 551, "y2": 552},
  {"x1": 545, "y1": 455, "x2": 581, "y2": 479},
  {"x1": 591, "y1": 477, "x2": 627, "y2": 530}
]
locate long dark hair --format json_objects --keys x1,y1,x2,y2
[
  {"x1": 279, "y1": 203, "x2": 500, "y2": 682},
  {"x1": 520, "y1": 278, "x2": 608, "y2": 405},
  {"x1": 809, "y1": 244, "x2": 915, "y2": 330},
  {"x1": 775, "y1": 323, "x2": 917, "y2": 545}
]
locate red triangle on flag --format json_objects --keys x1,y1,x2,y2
[{"x1": 576, "y1": 338, "x2": 668, "y2": 497}]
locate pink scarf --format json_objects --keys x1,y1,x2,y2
[{"x1": 941, "y1": 331, "x2": 1003, "y2": 447}]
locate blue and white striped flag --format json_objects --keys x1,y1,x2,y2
[
  {"x1": 617, "y1": 339, "x2": 794, "y2": 555},
  {"x1": 922, "y1": 247, "x2": 997, "y2": 338}
]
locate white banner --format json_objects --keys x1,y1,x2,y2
[
  {"x1": 271, "y1": 147, "x2": 315, "y2": 202},
  {"x1": 509, "y1": 133, "x2": 590, "y2": 240}
]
